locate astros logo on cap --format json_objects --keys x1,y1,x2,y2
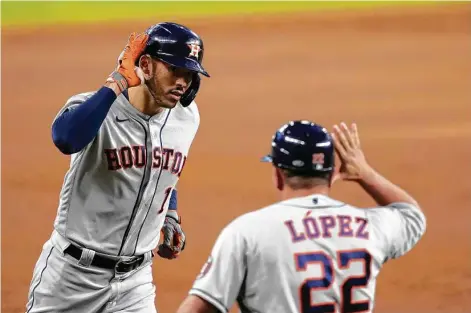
[{"x1": 188, "y1": 43, "x2": 201, "y2": 58}]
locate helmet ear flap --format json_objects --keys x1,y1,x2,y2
[{"x1": 180, "y1": 73, "x2": 200, "y2": 107}]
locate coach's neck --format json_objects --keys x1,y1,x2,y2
[{"x1": 280, "y1": 185, "x2": 330, "y2": 201}]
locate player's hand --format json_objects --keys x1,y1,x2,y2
[
  {"x1": 156, "y1": 214, "x2": 186, "y2": 260},
  {"x1": 331, "y1": 122, "x2": 372, "y2": 182},
  {"x1": 106, "y1": 32, "x2": 148, "y2": 93}
]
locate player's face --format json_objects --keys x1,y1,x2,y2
[{"x1": 148, "y1": 60, "x2": 193, "y2": 108}]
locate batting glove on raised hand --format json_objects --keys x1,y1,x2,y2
[
  {"x1": 157, "y1": 211, "x2": 186, "y2": 260},
  {"x1": 106, "y1": 32, "x2": 148, "y2": 93}
]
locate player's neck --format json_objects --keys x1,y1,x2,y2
[
  {"x1": 128, "y1": 86, "x2": 164, "y2": 116},
  {"x1": 280, "y1": 185, "x2": 330, "y2": 201}
]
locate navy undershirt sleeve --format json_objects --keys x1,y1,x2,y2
[
  {"x1": 52, "y1": 87, "x2": 117, "y2": 155},
  {"x1": 168, "y1": 189, "x2": 178, "y2": 210}
]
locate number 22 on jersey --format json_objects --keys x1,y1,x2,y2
[{"x1": 295, "y1": 249, "x2": 372, "y2": 313}]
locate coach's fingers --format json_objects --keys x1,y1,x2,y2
[
  {"x1": 332, "y1": 134, "x2": 347, "y2": 163},
  {"x1": 340, "y1": 122, "x2": 355, "y2": 149},
  {"x1": 334, "y1": 124, "x2": 351, "y2": 152},
  {"x1": 351, "y1": 123, "x2": 360, "y2": 147},
  {"x1": 332, "y1": 126, "x2": 348, "y2": 157}
]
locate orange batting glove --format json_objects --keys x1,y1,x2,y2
[{"x1": 106, "y1": 32, "x2": 149, "y2": 93}]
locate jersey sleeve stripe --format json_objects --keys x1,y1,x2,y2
[{"x1": 189, "y1": 288, "x2": 228, "y2": 313}]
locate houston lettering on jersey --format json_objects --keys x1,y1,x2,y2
[
  {"x1": 284, "y1": 211, "x2": 369, "y2": 242},
  {"x1": 104, "y1": 145, "x2": 187, "y2": 176}
]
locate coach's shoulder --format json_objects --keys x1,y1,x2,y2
[
  {"x1": 369, "y1": 202, "x2": 424, "y2": 219},
  {"x1": 228, "y1": 203, "x2": 280, "y2": 231},
  {"x1": 368, "y1": 202, "x2": 426, "y2": 236},
  {"x1": 388, "y1": 202, "x2": 426, "y2": 228}
]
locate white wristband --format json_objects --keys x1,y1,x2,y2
[{"x1": 166, "y1": 210, "x2": 179, "y2": 222}]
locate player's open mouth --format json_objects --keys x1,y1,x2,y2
[{"x1": 169, "y1": 91, "x2": 183, "y2": 101}]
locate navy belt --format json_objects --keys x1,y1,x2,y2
[{"x1": 64, "y1": 244, "x2": 144, "y2": 272}]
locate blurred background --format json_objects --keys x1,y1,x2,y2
[{"x1": 2, "y1": 1, "x2": 471, "y2": 313}]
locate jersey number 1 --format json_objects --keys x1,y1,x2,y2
[
  {"x1": 158, "y1": 187, "x2": 173, "y2": 214},
  {"x1": 295, "y1": 249, "x2": 372, "y2": 313}
]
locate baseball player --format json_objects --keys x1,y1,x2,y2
[
  {"x1": 176, "y1": 121, "x2": 426, "y2": 313},
  {"x1": 25, "y1": 22, "x2": 210, "y2": 313}
]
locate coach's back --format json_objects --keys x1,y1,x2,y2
[
  {"x1": 212, "y1": 193, "x2": 425, "y2": 313},
  {"x1": 178, "y1": 121, "x2": 426, "y2": 313}
]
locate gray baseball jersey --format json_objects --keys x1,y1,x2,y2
[
  {"x1": 189, "y1": 194, "x2": 426, "y2": 313},
  {"x1": 26, "y1": 91, "x2": 199, "y2": 313},
  {"x1": 52, "y1": 91, "x2": 199, "y2": 256}
]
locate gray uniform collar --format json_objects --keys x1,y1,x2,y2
[{"x1": 279, "y1": 194, "x2": 345, "y2": 209}]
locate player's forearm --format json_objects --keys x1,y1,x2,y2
[
  {"x1": 52, "y1": 86, "x2": 117, "y2": 154},
  {"x1": 166, "y1": 190, "x2": 179, "y2": 220},
  {"x1": 359, "y1": 167, "x2": 420, "y2": 208},
  {"x1": 169, "y1": 189, "x2": 178, "y2": 210}
]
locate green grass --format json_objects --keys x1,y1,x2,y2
[{"x1": 1, "y1": 1, "x2": 437, "y2": 28}]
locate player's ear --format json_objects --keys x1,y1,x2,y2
[{"x1": 138, "y1": 54, "x2": 154, "y2": 80}]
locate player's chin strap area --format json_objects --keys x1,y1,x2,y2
[
  {"x1": 180, "y1": 73, "x2": 200, "y2": 107},
  {"x1": 50, "y1": 230, "x2": 152, "y2": 273}
]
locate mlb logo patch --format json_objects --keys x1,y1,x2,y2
[
  {"x1": 312, "y1": 153, "x2": 325, "y2": 170},
  {"x1": 312, "y1": 153, "x2": 325, "y2": 165}
]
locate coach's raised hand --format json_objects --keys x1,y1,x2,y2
[
  {"x1": 106, "y1": 32, "x2": 148, "y2": 94},
  {"x1": 331, "y1": 122, "x2": 372, "y2": 182}
]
